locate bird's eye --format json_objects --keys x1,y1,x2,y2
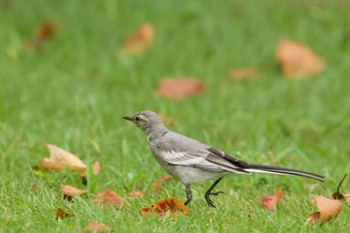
[{"x1": 135, "y1": 116, "x2": 140, "y2": 121}]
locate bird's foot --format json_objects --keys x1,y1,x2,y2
[{"x1": 205, "y1": 190, "x2": 225, "y2": 208}]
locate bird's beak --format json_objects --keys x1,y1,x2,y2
[{"x1": 123, "y1": 116, "x2": 133, "y2": 121}]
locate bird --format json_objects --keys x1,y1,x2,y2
[{"x1": 123, "y1": 110, "x2": 325, "y2": 207}]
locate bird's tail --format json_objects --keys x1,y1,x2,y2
[{"x1": 243, "y1": 163, "x2": 325, "y2": 182}]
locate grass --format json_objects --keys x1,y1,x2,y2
[{"x1": 1, "y1": 0, "x2": 350, "y2": 232}]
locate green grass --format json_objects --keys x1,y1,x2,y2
[{"x1": 1, "y1": 0, "x2": 350, "y2": 232}]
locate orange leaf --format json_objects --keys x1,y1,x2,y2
[
  {"x1": 228, "y1": 68, "x2": 258, "y2": 80},
  {"x1": 306, "y1": 212, "x2": 321, "y2": 226},
  {"x1": 122, "y1": 23, "x2": 154, "y2": 54},
  {"x1": 152, "y1": 182, "x2": 162, "y2": 192},
  {"x1": 55, "y1": 208, "x2": 74, "y2": 220},
  {"x1": 61, "y1": 185, "x2": 86, "y2": 200},
  {"x1": 156, "y1": 78, "x2": 205, "y2": 100},
  {"x1": 139, "y1": 198, "x2": 188, "y2": 219},
  {"x1": 92, "y1": 160, "x2": 101, "y2": 176},
  {"x1": 128, "y1": 190, "x2": 145, "y2": 199},
  {"x1": 81, "y1": 219, "x2": 111, "y2": 232},
  {"x1": 159, "y1": 176, "x2": 173, "y2": 182},
  {"x1": 93, "y1": 190, "x2": 123, "y2": 208},
  {"x1": 306, "y1": 196, "x2": 342, "y2": 225},
  {"x1": 261, "y1": 188, "x2": 283, "y2": 211},
  {"x1": 36, "y1": 144, "x2": 87, "y2": 176},
  {"x1": 275, "y1": 38, "x2": 325, "y2": 78}
]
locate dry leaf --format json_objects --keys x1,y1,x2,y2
[
  {"x1": 159, "y1": 176, "x2": 173, "y2": 182},
  {"x1": 93, "y1": 190, "x2": 123, "y2": 208},
  {"x1": 122, "y1": 23, "x2": 154, "y2": 54},
  {"x1": 152, "y1": 182, "x2": 162, "y2": 192},
  {"x1": 128, "y1": 190, "x2": 145, "y2": 199},
  {"x1": 344, "y1": 194, "x2": 350, "y2": 203},
  {"x1": 92, "y1": 160, "x2": 101, "y2": 176},
  {"x1": 55, "y1": 208, "x2": 74, "y2": 220},
  {"x1": 306, "y1": 212, "x2": 321, "y2": 226},
  {"x1": 139, "y1": 198, "x2": 188, "y2": 219},
  {"x1": 228, "y1": 68, "x2": 258, "y2": 80},
  {"x1": 306, "y1": 196, "x2": 342, "y2": 226},
  {"x1": 61, "y1": 185, "x2": 86, "y2": 200},
  {"x1": 156, "y1": 78, "x2": 205, "y2": 100},
  {"x1": 276, "y1": 38, "x2": 325, "y2": 78},
  {"x1": 261, "y1": 188, "x2": 283, "y2": 211},
  {"x1": 81, "y1": 219, "x2": 111, "y2": 232},
  {"x1": 35, "y1": 22, "x2": 56, "y2": 40},
  {"x1": 37, "y1": 144, "x2": 87, "y2": 176}
]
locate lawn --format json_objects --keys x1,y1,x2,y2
[{"x1": 1, "y1": 0, "x2": 350, "y2": 232}]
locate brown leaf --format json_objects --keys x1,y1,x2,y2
[
  {"x1": 80, "y1": 219, "x2": 111, "y2": 232},
  {"x1": 261, "y1": 188, "x2": 283, "y2": 211},
  {"x1": 122, "y1": 23, "x2": 154, "y2": 54},
  {"x1": 92, "y1": 160, "x2": 101, "y2": 176},
  {"x1": 228, "y1": 68, "x2": 258, "y2": 81},
  {"x1": 55, "y1": 208, "x2": 74, "y2": 220},
  {"x1": 139, "y1": 198, "x2": 188, "y2": 219},
  {"x1": 37, "y1": 144, "x2": 87, "y2": 176},
  {"x1": 275, "y1": 38, "x2": 325, "y2": 78},
  {"x1": 93, "y1": 190, "x2": 123, "y2": 208},
  {"x1": 61, "y1": 185, "x2": 86, "y2": 200},
  {"x1": 156, "y1": 78, "x2": 205, "y2": 100},
  {"x1": 307, "y1": 196, "x2": 342, "y2": 225},
  {"x1": 306, "y1": 212, "x2": 321, "y2": 226},
  {"x1": 34, "y1": 21, "x2": 61, "y2": 40},
  {"x1": 159, "y1": 176, "x2": 174, "y2": 182},
  {"x1": 152, "y1": 182, "x2": 162, "y2": 192},
  {"x1": 128, "y1": 190, "x2": 145, "y2": 199}
]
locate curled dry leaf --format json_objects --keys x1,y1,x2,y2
[
  {"x1": 81, "y1": 219, "x2": 111, "y2": 232},
  {"x1": 139, "y1": 198, "x2": 188, "y2": 219},
  {"x1": 306, "y1": 196, "x2": 342, "y2": 226},
  {"x1": 92, "y1": 160, "x2": 101, "y2": 176},
  {"x1": 261, "y1": 188, "x2": 283, "y2": 211},
  {"x1": 37, "y1": 144, "x2": 87, "y2": 176},
  {"x1": 93, "y1": 190, "x2": 123, "y2": 208},
  {"x1": 128, "y1": 190, "x2": 145, "y2": 199},
  {"x1": 61, "y1": 185, "x2": 86, "y2": 200},
  {"x1": 159, "y1": 176, "x2": 173, "y2": 182},
  {"x1": 122, "y1": 23, "x2": 154, "y2": 54},
  {"x1": 55, "y1": 208, "x2": 74, "y2": 220},
  {"x1": 228, "y1": 68, "x2": 258, "y2": 81},
  {"x1": 152, "y1": 182, "x2": 162, "y2": 192},
  {"x1": 275, "y1": 38, "x2": 325, "y2": 78},
  {"x1": 156, "y1": 78, "x2": 205, "y2": 101}
]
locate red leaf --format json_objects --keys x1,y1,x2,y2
[
  {"x1": 261, "y1": 188, "x2": 283, "y2": 211},
  {"x1": 122, "y1": 23, "x2": 154, "y2": 54},
  {"x1": 93, "y1": 190, "x2": 123, "y2": 208},
  {"x1": 228, "y1": 68, "x2": 258, "y2": 80},
  {"x1": 156, "y1": 78, "x2": 205, "y2": 100},
  {"x1": 80, "y1": 219, "x2": 111, "y2": 232}
]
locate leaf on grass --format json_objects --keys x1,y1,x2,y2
[
  {"x1": 261, "y1": 188, "x2": 283, "y2": 211},
  {"x1": 36, "y1": 144, "x2": 87, "y2": 176},
  {"x1": 344, "y1": 194, "x2": 350, "y2": 203},
  {"x1": 159, "y1": 176, "x2": 173, "y2": 182},
  {"x1": 156, "y1": 78, "x2": 205, "y2": 100},
  {"x1": 128, "y1": 190, "x2": 145, "y2": 199},
  {"x1": 61, "y1": 185, "x2": 86, "y2": 200},
  {"x1": 35, "y1": 22, "x2": 57, "y2": 40},
  {"x1": 275, "y1": 38, "x2": 325, "y2": 78},
  {"x1": 122, "y1": 23, "x2": 154, "y2": 54},
  {"x1": 228, "y1": 68, "x2": 258, "y2": 81},
  {"x1": 80, "y1": 219, "x2": 111, "y2": 232},
  {"x1": 139, "y1": 198, "x2": 188, "y2": 219},
  {"x1": 152, "y1": 182, "x2": 162, "y2": 192},
  {"x1": 93, "y1": 190, "x2": 123, "y2": 208},
  {"x1": 55, "y1": 208, "x2": 74, "y2": 220},
  {"x1": 306, "y1": 196, "x2": 342, "y2": 226},
  {"x1": 92, "y1": 160, "x2": 101, "y2": 176}
]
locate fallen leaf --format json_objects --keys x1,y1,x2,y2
[
  {"x1": 156, "y1": 78, "x2": 205, "y2": 100},
  {"x1": 128, "y1": 190, "x2": 145, "y2": 199},
  {"x1": 80, "y1": 219, "x2": 111, "y2": 232},
  {"x1": 122, "y1": 23, "x2": 154, "y2": 54},
  {"x1": 92, "y1": 160, "x2": 101, "y2": 176},
  {"x1": 139, "y1": 198, "x2": 188, "y2": 219},
  {"x1": 332, "y1": 174, "x2": 347, "y2": 200},
  {"x1": 152, "y1": 182, "x2": 162, "y2": 192},
  {"x1": 261, "y1": 188, "x2": 283, "y2": 211},
  {"x1": 35, "y1": 22, "x2": 56, "y2": 40},
  {"x1": 36, "y1": 144, "x2": 87, "y2": 176},
  {"x1": 306, "y1": 196, "x2": 342, "y2": 226},
  {"x1": 55, "y1": 208, "x2": 74, "y2": 220},
  {"x1": 93, "y1": 190, "x2": 123, "y2": 208},
  {"x1": 344, "y1": 194, "x2": 350, "y2": 203},
  {"x1": 275, "y1": 38, "x2": 325, "y2": 78},
  {"x1": 159, "y1": 176, "x2": 173, "y2": 182},
  {"x1": 228, "y1": 68, "x2": 258, "y2": 80},
  {"x1": 157, "y1": 113, "x2": 174, "y2": 127},
  {"x1": 61, "y1": 185, "x2": 86, "y2": 200}
]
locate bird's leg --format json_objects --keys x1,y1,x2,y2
[
  {"x1": 205, "y1": 177, "x2": 224, "y2": 208},
  {"x1": 183, "y1": 184, "x2": 192, "y2": 206}
]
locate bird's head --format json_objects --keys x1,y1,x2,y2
[{"x1": 123, "y1": 111, "x2": 164, "y2": 132}]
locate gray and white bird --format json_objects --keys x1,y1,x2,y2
[{"x1": 123, "y1": 111, "x2": 324, "y2": 207}]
